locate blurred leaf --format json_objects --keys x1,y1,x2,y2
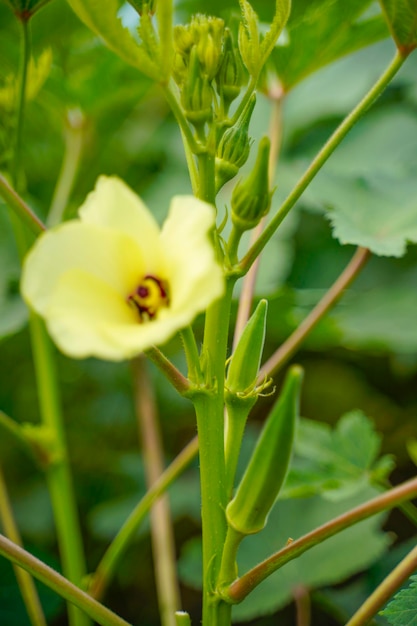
[
  {"x1": 0, "y1": 48, "x2": 52, "y2": 110},
  {"x1": 282, "y1": 411, "x2": 394, "y2": 500},
  {"x1": 380, "y1": 575, "x2": 417, "y2": 625},
  {"x1": 379, "y1": 0, "x2": 417, "y2": 53},
  {"x1": 66, "y1": 0, "x2": 159, "y2": 78},
  {"x1": 270, "y1": 0, "x2": 389, "y2": 90},
  {"x1": 179, "y1": 487, "x2": 390, "y2": 621}
]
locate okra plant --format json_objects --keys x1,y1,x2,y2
[{"x1": 1, "y1": 0, "x2": 417, "y2": 625}]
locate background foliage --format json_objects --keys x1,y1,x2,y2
[{"x1": 1, "y1": 0, "x2": 417, "y2": 624}]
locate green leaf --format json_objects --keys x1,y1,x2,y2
[
  {"x1": 179, "y1": 487, "x2": 390, "y2": 621},
  {"x1": 287, "y1": 108, "x2": 417, "y2": 257},
  {"x1": 259, "y1": 0, "x2": 291, "y2": 65},
  {"x1": 66, "y1": 0, "x2": 160, "y2": 78},
  {"x1": 271, "y1": 0, "x2": 389, "y2": 90},
  {"x1": 380, "y1": 575, "x2": 417, "y2": 625},
  {"x1": 282, "y1": 411, "x2": 394, "y2": 500},
  {"x1": 379, "y1": 0, "x2": 417, "y2": 54}
]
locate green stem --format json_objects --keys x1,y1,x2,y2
[
  {"x1": 146, "y1": 346, "x2": 190, "y2": 394},
  {"x1": 9, "y1": 14, "x2": 90, "y2": 626},
  {"x1": 225, "y1": 476, "x2": 417, "y2": 603},
  {"x1": 132, "y1": 357, "x2": 181, "y2": 626},
  {"x1": 345, "y1": 543, "x2": 417, "y2": 626},
  {"x1": 193, "y1": 278, "x2": 235, "y2": 626},
  {"x1": 89, "y1": 435, "x2": 199, "y2": 601},
  {"x1": 0, "y1": 174, "x2": 45, "y2": 235},
  {"x1": 180, "y1": 326, "x2": 203, "y2": 384},
  {"x1": 0, "y1": 411, "x2": 34, "y2": 456},
  {"x1": 0, "y1": 467, "x2": 47, "y2": 626},
  {"x1": 0, "y1": 534, "x2": 132, "y2": 626},
  {"x1": 258, "y1": 246, "x2": 370, "y2": 381},
  {"x1": 163, "y1": 83, "x2": 205, "y2": 155},
  {"x1": 47, "y1": 108, "x2": 85, "y2": 227},
  {"x1": 30, "y1": 315, "x2": 90, "y2": 626},
  {"x1": 239, "y1": 51, "x2": 406, "y2": 274}
]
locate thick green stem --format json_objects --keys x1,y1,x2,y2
[
  {"x1": 0, "y1": 534, "x2": 132, "y2": 626},
  {"x1": 226, "y1": 476, "x2": 417, "y2": 603},
  {"x1": 194, "y1": 278, "x2": 235, "y2": 626},
  {"x1": 0, "y1": 467, "x2": 47, "y2": 626},
  {"x1": 89, "y1": 436, "x2": 199, "y2": 601},
  {"x1": 239, "y1": 51, "x2": 406, "y2": 274}
]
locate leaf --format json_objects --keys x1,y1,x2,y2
[
  {"x1": 259, "y1": 0, "x2": 291, "y2": 65},
  {"x1": 281, "y1": 411, "x2": 394, "y2": 500},
  {"x1": 285, "y1": 108, "x2": 417, "y2": 257},
  {"x1": 179, "y1": 487, "x2": 390, "y2": 621},
  {"x1": 379, "y1": 0, "x2": 417, "y2": 53},
  {"x1": 66, "y1": 0, "x2": 160, "y2": 78},
  {"x1": 380, "y1": 575, "x2": 417, "y2": 625},
  {"x1": 270, "y1": 0, "x2": 389, "y2": 90},
  {"x1": 0, "y1": 48, "x2": 52, "y2": 111}
]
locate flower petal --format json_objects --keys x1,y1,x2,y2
[
  {"x1": 79, "y1": 176, "x2": 163, "y2": 272},
  {"x1": 160, "y1": 196, "x2": 224, "y2": 315},
  {"x1": 22, "y1": 222, "x2": 145, "y2": 315},
  {"x1": 46, "y1": 269, "x2": 192, "y2": 360}
]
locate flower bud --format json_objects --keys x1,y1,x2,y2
[
  {"x1": 181, "y1": 47, "x2": 213, "y2": 127},
  {"x1": 226, "y1": 366, "x2": 303, "y2": 536},
  {"x1": 216, "y1": 28, "x2": 246, "y2": 106},
  {"x1": 215, "y1": 95, "x2": 255, "y2": 192},
  {"x1": 231, "y1": 136, "x2": 273, "y2": 231},
  {"x1": 226, "y1": 298, "x2": 267, "y2": 397}
]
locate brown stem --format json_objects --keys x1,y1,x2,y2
[
  {"x1": 345, "y1": 543, "x2": 417, "y2": 626},
  {"x1": 259, "y1": 246, "x2": 370, "y2": 381},
  {"x1": 226, "y1": 476, "x2": 417, "y2": 603},
  {"x1": 294, "y1": 585, "x2": 311, "y2": 626},
  {"x1": 132, "y1": 357, "x2": 181, "y2": 626}
]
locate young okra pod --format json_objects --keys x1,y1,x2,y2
[{"x1": 226, "y1": 365, "x2": 303, "y2": 535}]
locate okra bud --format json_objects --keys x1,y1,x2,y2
[
  {"x1": 226, "y1": 298, "x2": 267, "y2": 397},
  {"x1": 226, "y1": 366, "x2": 303, "y2": 535}
]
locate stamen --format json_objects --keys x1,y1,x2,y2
[{"x1": 127, "y1": 275, "x2": 170, "y2": 322}]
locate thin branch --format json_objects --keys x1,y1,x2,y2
[
  {"x1": 89, "y1": 435, "x2": 198, "y2": 601},
  {"x1": 146, "y1": 346, "x2": 190, "y2": 394},
  {"x1": 0, "y1": 467, "x2": 47, "y2": 626},
  {"x1": 239, "y1": 51, "x2": 406, "y2": 274},
  {"x1": 226, "y1": 476, "x2": 417, "y2": 603},
  {"x1": 258, "y1": 246, "x2": 370, "y2": 381},
  {"x1": 132, "y1": 357, "x2": 181, "y2": 626},
  {"x1": 0, "y1": 534, "x2": 132, "y2": 626},
  {"x1": 345, "y1": 543, "x2": 417, "y2": 626},
  {"x1": 0, "y1": 173, "x2": 46, "y2": 235},
  {"x1": 294, "y1": 585, "x2": 311, "y2": 626}
]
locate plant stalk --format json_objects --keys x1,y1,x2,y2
[
  {"x1": 226, "y1": 476, "x2": 417, "y2": 602},
  {"x1": 132, "y1": 357, "x2": 181, "y2": 626},
  {"x1": 239, "y1": 51, "x2": 406, "y2": 274},
  {"x1": 345, "y1": 543, "x2": 417, "y2": 626}
]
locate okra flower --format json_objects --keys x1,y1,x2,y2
[{"x1": 21, "y1": 176, "x2": 224, "y2": 360}]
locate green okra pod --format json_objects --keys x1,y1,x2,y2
[{"x1": 226, "y1": 365, "x2": 303, "y2": 535}]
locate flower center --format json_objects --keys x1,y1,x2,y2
[{"x1": 127, "y1": 275, "x2": 170, "y2": 322}]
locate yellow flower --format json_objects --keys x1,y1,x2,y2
[{"x1": 21, "y1": 176, "x2": 224, "y2": 360}]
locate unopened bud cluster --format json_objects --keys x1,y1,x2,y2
[{"x1": 173, "y1": 16, "x2": 247, "y2": 129}]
